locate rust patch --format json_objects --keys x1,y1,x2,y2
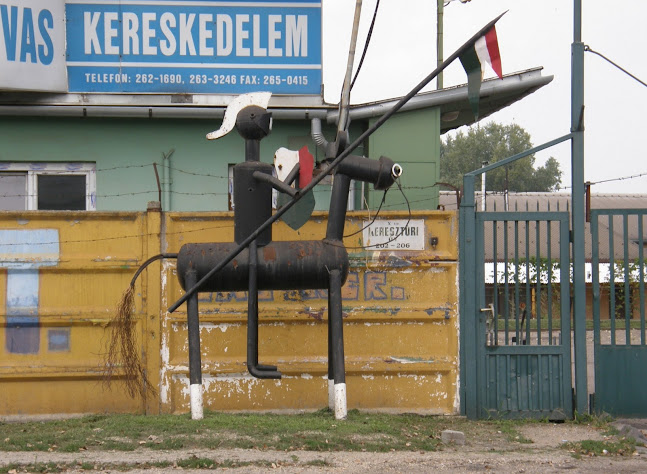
[
  {"x1": 263, "y1": 246, "x2": 277, "y2": 261},
  {"x1": 232, "y1": 259, "x2": 238, "y2": 269}
]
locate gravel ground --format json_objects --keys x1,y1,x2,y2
[{"x1": 3, "y1": 421, "x2": 647, "y2": 473}]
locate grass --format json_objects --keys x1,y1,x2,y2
[
  {"x1": 0, "y1": 456, "x2": 330, "y2": 473},
  {"x1": 562, "y1": 438, "x2": 637, "y2": 458},
  {"x1": 490, "y1": 419, "x2": 534, "y2": 444},
  {"x1": 0, "y1": 409, "x2": 453, "y2": 454},
  {"x1": 0, "y1": 411, "x2": 632, "y2": 463}
]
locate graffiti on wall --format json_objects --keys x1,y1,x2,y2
[
  {"x1": 198, "y1": 271, "x2": 407, "y2": 304},
  {"x1": 1, "y1": 229, "x2": 61, "y2": 354}
]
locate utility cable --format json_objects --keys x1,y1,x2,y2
[
  {"x1": 342, "y1": 177, "x2": 412, "y2": 250},
  {"x1": 585, "y1": 45, "x2": 647, "y2": 88},
  {"x1": 350, "y1": 0, "x2": 381, "y2": 91},
  {"x1": 344, "y1": 188, "x2": 388, "y2": 238}
]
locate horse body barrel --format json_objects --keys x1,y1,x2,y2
[{"x1": 177, "y1": 240, "x2": 349, "y2": 292}]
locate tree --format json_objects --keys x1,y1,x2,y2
[{"x1": 440, "y1": 122, "x2": 562, "y2": 192}]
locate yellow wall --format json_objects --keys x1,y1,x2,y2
[{"x1": 0, "y1": 209, "x2": 459, "y2": 415}]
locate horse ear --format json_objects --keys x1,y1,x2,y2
[{"x1": 206, "y1": 92, "x2": 271, "y2": 140}]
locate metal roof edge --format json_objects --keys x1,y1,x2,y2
[
  {"x1": 0, "y1": 67, "x2": 551, "y2": 121},
  {"x1": 328, "y1": 67, "x2": 553, "y2": 124}
]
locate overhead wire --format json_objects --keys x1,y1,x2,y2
[
  {"x1": 584, "y1": 45, "x2": 647, "y2": 89},
  {"x1": 350, "y1": 0, "x2": 381, "y2": 91}
]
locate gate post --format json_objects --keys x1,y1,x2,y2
[
  {"x1": 571, "y1": 0, "x2": 589, "y2": 414},
  {"x1": 460, "y1": 175, "x2": 478, "y2": 418}
]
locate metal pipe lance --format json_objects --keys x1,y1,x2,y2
[{"x1": 168, "y1": 12, "x2": 507, "y2": 314}]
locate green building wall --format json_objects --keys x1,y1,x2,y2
[
  {"x1": 0, "y1": 108, "x2": 438, "y2": 212},
  {"x1": 368, "y1": 107, "x2": 440, "y2": 211}
]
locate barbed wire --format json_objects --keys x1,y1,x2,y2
[
  {"x1": 0, "y1": 222, "x2": 236, "y2": 248},
  {"x1": 13, "y1": 159, "x2": 647, "y2": 192}
]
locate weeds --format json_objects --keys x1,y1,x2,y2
[
  {"x1": 562, "y1": 437, "x2": 636, "y2": 458},
  {"x1": 490, "y1": 420, "x2": 534, "y2": 444},
  {"x1": 0, "y1": 410, "x2": 449, "y2": 454}
]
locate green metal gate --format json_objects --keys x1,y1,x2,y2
[
  {"x1": 591, "y1": 209, "x2": 647, "y2": 417},
  {"x1": 459, "y1": 136, "x2": 577, "y2": 420},
  {"x1": 462, "y1": 210, "x2": 573, "y2": 419}
]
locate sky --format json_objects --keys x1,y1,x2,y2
[{"x1": 321, "y1": 0, "x2": 647, "y2": 194}]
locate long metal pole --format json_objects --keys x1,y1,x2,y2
[
  {"x1": 437, "y1": 0, "x2": 444, "y2": 90},
  {"x1": 338, "y1": 0, "x2": 363, "y2": 134},
  {"x1": 571, "y1": 0, "x2": 588, "y2": 414},
  {"x1": 168, "y1": 12, "x2": 506, "y2": 313}
]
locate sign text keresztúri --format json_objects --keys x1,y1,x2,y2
[
  {"x1": 363, "y1": 219, "x2": 426, "y2": 251},
  {"x1": 65, "y1": 0, "x2": 322, "y2": 94}
]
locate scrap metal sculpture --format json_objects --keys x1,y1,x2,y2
[
  {"x1": 105, "y1": 12, "x2": 504, "y2": 420},
  {"x1": 174, "y1": 92, "x2": 402, "y2": 420}
]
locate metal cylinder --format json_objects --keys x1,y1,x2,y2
[
  {"x1": 177, "y1": 240, "x2": 349, "y2": 292},
  {"x1": 233, "y1": 161, "x2": 273, "y2": 246},
  {"x1": 336, "y1": 155, "x2": 399, "y2": 190}
]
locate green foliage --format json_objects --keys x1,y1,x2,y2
[{"x1": 440, "y1": 122, "x2": 562, "y2": 192}]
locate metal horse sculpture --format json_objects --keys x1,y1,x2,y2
[
  {"x1": 174, "y1": 94, "x2": 402, "y2": 420},
  {"x1": 167, "y1": 12, "x2": 504, "y2": 420}
]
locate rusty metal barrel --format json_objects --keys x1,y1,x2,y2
[{"x1": 177, "y1": 240, "x2": 349, "y2": 291}]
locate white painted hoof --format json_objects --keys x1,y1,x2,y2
[
  {"x1": 334, "y1": 383, "x2": 347, "y2": 420},
  {"x1": 190, "y1": 383, "x2": 204, "y2": 420}
]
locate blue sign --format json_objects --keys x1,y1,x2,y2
[{"x1": 65, "y1": 1, "x2": 322, "y2": 94}]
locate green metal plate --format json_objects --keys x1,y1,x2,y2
[{"x1": 594, "y1": 345, "x2": 647, "y2": 417}]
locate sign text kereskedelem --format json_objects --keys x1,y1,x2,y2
[{"x1": 65, "y1": 0, "x2": 322, "y2": 94}]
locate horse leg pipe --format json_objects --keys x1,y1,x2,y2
[
  {"x1": 186, "y1": 269, "x2": 204, "y2": 420},
  {"x1": 247, "y1": 240, "x2": 281, "y2": 379},
  {"x1": 328, "y1": 284, "x2": 334, "y2": 411},
  {"x1": 329, "y1": 268, "x2": 347, "y2": 420},
  {"x1": 325, "y1": 173, "x2": 351, "y2": 242}
]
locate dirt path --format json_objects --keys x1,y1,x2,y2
[{"x1": 3, "y1": 422, "x2": 646, "y2": 473}]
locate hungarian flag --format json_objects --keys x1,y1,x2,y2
[{"x1": 459, "y1": 26, "x2": 503, "y2": 120}]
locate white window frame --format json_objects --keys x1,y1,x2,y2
[{"x1": 0, "y1": 163, "x2": 97, "y2": 210}]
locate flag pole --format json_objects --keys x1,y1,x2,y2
[{"x1": 168, "y1": 12, "x2": 508, "y2": 313}]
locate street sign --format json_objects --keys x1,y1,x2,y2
[{"x1": 363, "y1": 219, "x2": 426, "y2": 251}]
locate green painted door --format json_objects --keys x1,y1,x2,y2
[
  {"x1": 591, "y1": 209, "x2": 647, "y2": 417},
  {"x1": 473, "y1": 211, "x2": 573, "y2": 419}
]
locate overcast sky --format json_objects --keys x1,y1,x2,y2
[{"x1": 321, "y1": 0, "x2": 647, "y2": 194}]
